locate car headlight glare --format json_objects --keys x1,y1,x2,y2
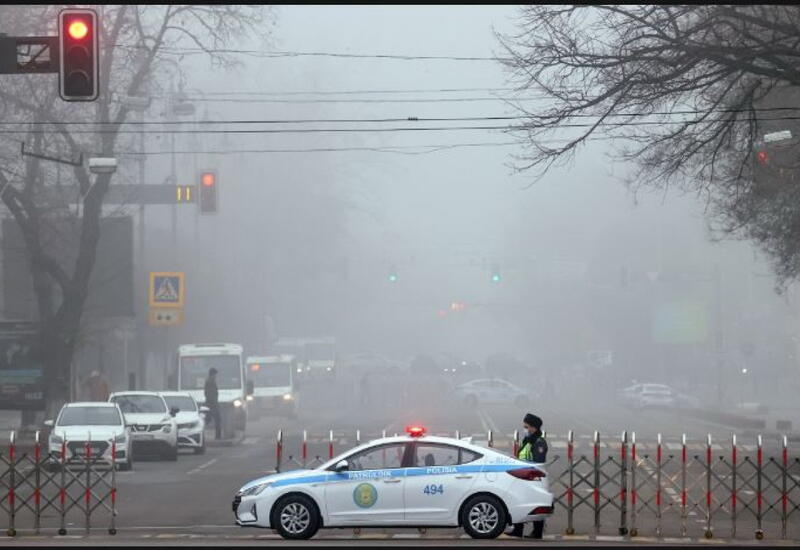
[
  {"x1": 240, "y1": 481, "x2": 271, "y2": 497},
  {"x1": 233, "y1": 399, "x2": 243, "y2": 408},
  {"x1": 283, "y1": 393, "x2": 292, "y2": 401},
  {"x1": 246, "y1": 395, "x2": 254, "y2": 401}
]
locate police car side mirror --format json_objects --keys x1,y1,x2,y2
[
  {"x1": 170, "y1": 407, "x2": 179, "y2": 417},
  {"x1": 334, "y1": 459, "x2": 349, "y2": 473},
  {"x1": 44, "y1": 419, "x2": 54, "y2": 427}
]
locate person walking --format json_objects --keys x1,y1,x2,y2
[
  {"x1": 507, "y1": 412, "x2": 549, "y2": 539},
  {"x1": 204, "y1": 367, "x2": 222, "y2": 440}
]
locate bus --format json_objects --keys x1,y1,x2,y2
[
  {"x1": 245, "y1": 355, "x2": 298, "y2": 418},
  {"x1": 177, "y1": 343, "x2": 251, "y2": 439},
  {"x1": 271, "y1": 337, "x2": 336, "y2": 378}
]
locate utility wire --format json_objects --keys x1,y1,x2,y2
[
  {"x1": 4, "y1": 107, "x2": 797, "y2": 127},
  {"x1": 3, "y1": 114, "x2": 800, "y2": 135},
  {"x1": 114, "y1": 44, "x2": 505, "y2": 62}
]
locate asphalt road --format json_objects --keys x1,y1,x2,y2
[{"x1": 2, "y1": 375, "x2": 797, "y2": 545}]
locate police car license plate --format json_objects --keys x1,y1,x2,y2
[{"x1": 132, "y1": 433, "x2": 154, "y2": 439}]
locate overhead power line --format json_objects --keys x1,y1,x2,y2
[
  {"x1": 114, "y1": 44, "x2": 505, "y2": 62},
  {"x1": 3, "y1": 106, "x2": 798, "y2": 127},
  {"x1": 3, "y1": 114, "x2": 800, "y2": 135}
]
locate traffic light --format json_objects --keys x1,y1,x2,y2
[
  {"x1": 198, "y1": 170, "x2": 218, "y2": 214},
  {"x1": 387, "y1": 263, "x2": 398, "y2": 283},
  {"x1": 175, "y1": 184, "x2": 195, "y2": 203},
  {"x1": 58, "y1": 9, "x2": 99, "y2": 101},
  {"x1": 490, "y1": 265, "x2": 501, "y2": 283}
]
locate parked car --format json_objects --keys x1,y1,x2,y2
[
  {"x1": 159, "y1": 391, "x2": 207, "y2": 454},
  {"x1": 453, "y1": 378, "x2": 531, "y2": 407},
  {"x1": 45, "y1": 402, "x2": 132, "y2": 471},
  {"x1": 109, "y1": 391, "x2": 179, "y2": 461}
]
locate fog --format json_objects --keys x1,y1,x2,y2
[{"x1": 66, "y1": 6, "x2": 800, "y2": 430}]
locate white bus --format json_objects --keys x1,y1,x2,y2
[
  {"x1": 177, "y1": 343, "x2": 251, "y2": 438},
  {"x1": 245, "y1": 355, "x2": 298, "y2": 418},
  {"x1": 271, "y1": 337, "x2": 336, "y2": 378}
]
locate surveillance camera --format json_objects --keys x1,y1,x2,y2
[{"x1": 88, "y1": 157, "x2": 117, "y2": 175}]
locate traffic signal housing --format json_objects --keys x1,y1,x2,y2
[
  {"x1": 198, "y1": 170, "x2": 218, "y2": 214},
  {"x1": 58, "y1": 9, "x2": 99, "y2": 101}
]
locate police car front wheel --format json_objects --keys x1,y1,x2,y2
[
  {"x1": 272, "y1": 494, "x2": 320, "y2": 540},
  {"x1": 461, "y1": 495, "x2": 507, "y2": 539}
]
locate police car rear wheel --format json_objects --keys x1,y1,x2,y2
[
  {"x1": 461, "y1": 495, "x2": 507, "y2": 539},
  {"x1": 273, "y1": 495, "x2": 320, "y2": 540}
]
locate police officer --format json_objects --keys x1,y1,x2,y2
[{"x1": 508, "y1": 412, "x2": 548, "y2": 539}]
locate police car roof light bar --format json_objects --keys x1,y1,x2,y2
[{"x1": 406, "y1": 425, "x2": 426, "y2": 437}]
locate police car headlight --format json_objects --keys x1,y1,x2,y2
[
  {"x1": 233, "y1": 399, "x2": 243, "y2": 408},
  {"x1": 246, "y1": 395, "x2": 254, "y2": 402},
  {"x1": 113, "y1": 433, "x2": 127, "y2": 443},
  {"x1": 49, "y1": 434, "x2": 64, "y2": 446},
  {"x1": 162, "y1": 425, "x2": 172, "y2": 433},
  {"x1": 283, "y1": 393, "x2": 292, "y2": 401},
  {"x1": 240, "y1": 481, "x2": 272, "y2": 497}
]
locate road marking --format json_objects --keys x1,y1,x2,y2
[{"x1": 187, "y1": 458, "x2": 218, "y2": 475}]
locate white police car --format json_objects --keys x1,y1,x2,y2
[{"x1": 233, "y1": 426, "x2": 553, "y2": 539}]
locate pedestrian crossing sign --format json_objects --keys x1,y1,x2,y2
[{"x1": 149, "y1": 272, "x2": 185, "y2": 308}]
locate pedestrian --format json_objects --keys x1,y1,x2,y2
[
  {"x1": 85, "y1": 370, "x2": 109, "y2": 402},
  {"x1": 507, "y1": 412, "x2": 549, "y2": 539},
  {"x1": 204, "y1": 367, "x2": 222, "y2": 440}
]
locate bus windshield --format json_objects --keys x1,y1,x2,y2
[
  {"x1": 248, "y1": 362, "x2": 292, "y2": 388},
  {"x1": 307, "y1": 343, "x2": 334, "y2": 360},
  {"x1": 179, "y1": 355, "x2": 241, "y2": 390}
]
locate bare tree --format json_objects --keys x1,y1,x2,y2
[
  {"x1": 499, "y1": 5, "x2": 800, "y2": 286},
  {"x1": 0, "y1": 5, "x2": 274, "y2": 416}
]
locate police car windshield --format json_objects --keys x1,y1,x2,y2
[
  {"x1": 180, "y1": 355, "x2": 241, "y2": 390},
  {"x1": 58, "y1": 406, "x2": 121, "y2": 426},
  {"x1": 111, "y1": 394, "x2": 167, "y2": 414},
  {"x1": 163, "y1": 395, "x2": 196, "y2": 412}
]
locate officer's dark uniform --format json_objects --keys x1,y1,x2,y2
[{"x1": 511, "y1": 414, "x2": 548, "y2": 539}]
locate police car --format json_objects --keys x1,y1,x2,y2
[{"x1": 233, "y1": 426, "x2": 553, "y2": 539}]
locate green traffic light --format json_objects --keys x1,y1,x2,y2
[
  {"x1": 491, "y1": 273, "x2": 501, "y2": 283},
  {"x1": 388, "y1": 273, "x2": 398, "y2": 283}
]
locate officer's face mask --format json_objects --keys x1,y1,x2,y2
[{"x1": 523, "y1": 423, "x2": 537, "y2": 435}]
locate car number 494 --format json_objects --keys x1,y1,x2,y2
[{"x1": 423, "y1": 484, "x2": 444, "y2": 495}]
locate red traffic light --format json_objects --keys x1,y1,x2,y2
[
  {"x1": 201, "y1": 173, "x2": 216, "y2": 187},
  {"x1": 756, "y1": 150, "x2": 768, "y2": 165},
  {"x1": 59, "y1": 9, "x2": 98, "y2": 101},
  {"x1": 68, "y1": 20, "x2": 89, "y2": 40},
  {"x1": 198, "y1": 170, "x2": 218, "y2": 214}
]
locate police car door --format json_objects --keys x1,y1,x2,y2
[
  {"x1": 404, "y1": 443, "x2": 482, "y2": 524},
  {"x1": 323, "y1": 442, "x2": 409, "y2": 525}
]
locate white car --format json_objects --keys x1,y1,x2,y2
[
  {"x1": 618, "y1": 383, "x2": 675, "y2": 408},
  {"x1": 45, "y1": 402, "x2": 132, "y2": 471},
  {"x1": 160, "y1": 391, "x2": 207, "y2": 455},
  {"x1": 233, "y1": 426, "x2": 553, "y2": 539},
  {"x1": 453, "y1": 378, "x2": 530, "y2": 408},
  {"x1": 109, "y1": 391, "x2": 179, "y2": 461}
]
